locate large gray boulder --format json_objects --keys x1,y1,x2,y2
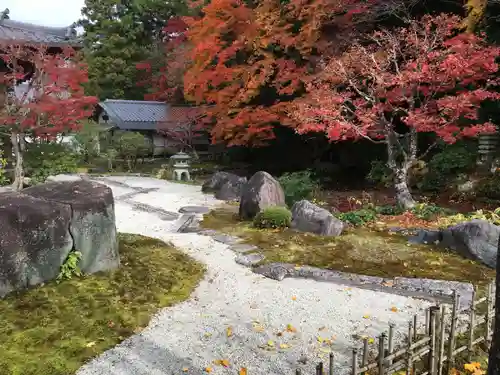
[
  {"x1": 239, "y1": 171, "x2": 285, "y2": 220},
  {"x1": 440, "y1": 219, "x2": 499, "y2": 268},
  {"x1": 215, "y1": 178, "x2": 247, "y2": 201},
  {"x1": 291, "y1": 200, "x2": 344, "y2": 236},
  {"x1": 23, "y1": 180, "x2": 120, "y2": 275},
  {"x1": 202, "y1": 171, "x2": 246, "y2": 193},
  {"x1": 0, "y1": 192, "x2": 73, "y2": 298}
]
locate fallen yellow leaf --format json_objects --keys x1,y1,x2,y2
[
  {"x1": 267, "y1": 340, "x2": 275, "y2": 347},
  {"x1": 286, "y1": 324, "x2": 297, "y2": 333},
  {"x1": 253, "y1": 324, "x2": 265, "y2": 332},
  {"x1": 464, "y1": 363, "x2": 481, "y2": 373},
  {"x1": 279, "y1": 343, "x2": 290, "y2": 349},
  {"x1": 226, "y1": 327, "x2": 233, "y2": 337},
  {"x1": 205, "y1": 367, "x2": 212, "y2": 373},
  {"x1": 221, "y1": 359, "x2": 230, "y2": 367},
  {"x1": 363, "y1": 315, "x2": 370, "y2": 319},
  {"x1": 317, "y1": 336, "x2": 324, "y2": 343},
  {"x1": 319, "y1": 347, "x2": 331, "y2": 353},
  {"x1": 85, "y1": 341, "x2": 96, "y2": 348},
  {"x1": 239, "y1": 368, "x2": 248, "y2": 375},
  {"x1": 204, "y1": 332, "x2": 212, "y2": 337},
  {"x1": 390, "y1": 306, "x2": 398, "y2": 313},
  {"x1": 368, "y1": 338, "x2": 375, "y2": 344},
  {"x1": 291, "y1": 296, "x2": 297, "y2": 301},
  {"x1": 182, "y1": 367, "x2": 189, "y2": 372}
]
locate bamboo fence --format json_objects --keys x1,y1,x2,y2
[{"x1": 296, "y1": 281, "x2": 496, "y2": 375}]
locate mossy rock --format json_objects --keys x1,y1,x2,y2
[{"x1": 0, "y1": 233, "x2": 204, "y2": 375}]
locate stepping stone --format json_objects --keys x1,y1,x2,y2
[
  {"x1": 230, "y1": 244, "x2": 258, "y2": 254},
  {"x1": 235, "y1": 253, "x2": 265, "y2": 267},
  {"x1": 198, "y1": 229, "x2": 218, "y2": 236},
  {"x1": 179, "y1": 206, "x2": 211, "y2": 214},
  {"x1": 212, "y1": 234, "x2": 242, "y2": 245}
]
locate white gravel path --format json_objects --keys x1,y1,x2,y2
[{"x1": 77, "y1": 176, "x2": 432, "y2": 375}]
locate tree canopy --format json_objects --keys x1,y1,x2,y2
[{"x1": 80, "y1": 0, "x2": 188, "y2": 100}]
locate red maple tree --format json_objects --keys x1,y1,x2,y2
[
  {"x1": 142, "y1": 0, "x2": 379, "y2": 146},
  {"x1": 289, "y1": 13, "x2": 500, "y2": 208},
  {"x1": 0, "y1": 43, "x2": 98, "y2": 190}
]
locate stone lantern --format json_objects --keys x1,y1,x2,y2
[{"x1": 170, "y1": 152, "x2": 192, "y2": 181}]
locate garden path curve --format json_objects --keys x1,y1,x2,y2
[{"x1": 76, "y1": 176, "x2": 432, "y2": 375}]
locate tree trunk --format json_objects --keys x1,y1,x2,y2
[
  {"x1": 11, "y1": 132, "x2": 24, "y2": 191},
  {"x1": 386, "y1": 129, "x2": 416, "y2": 209},
  {"x1": 393, "y1": 164, "x2": 415, "y2": 209},
  {"x1": 488, "y1": 233, "x2": 500, "y2": 375}
]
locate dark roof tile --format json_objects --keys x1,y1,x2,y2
[{"x1": 0, "y1": 18, "x2": 80, "y2": 46}]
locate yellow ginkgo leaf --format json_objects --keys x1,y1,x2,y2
[
  {"x1": 317, "y1": 336, "x2": 324, "y2": 343},
  {"x1": 368, "y1": 338, "x2": 375, "y2": 344},
  {"x1": 279, "y1": 343, "x2": 290, "y2": 349},
  {"x1": 226, "y1": 327, "x2": 233, "y2": 337},
  {"x1": 267, "y1": 340, "x2": 275, "y2": 347},
  {"x1": 239, "y1": 368, "x2": 248, "y2": 375},
  {"x1": 363, "y1": 315, "x2": 370, "y2": 319}
]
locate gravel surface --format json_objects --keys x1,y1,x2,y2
[{"x1": 77, "y1": 176, "x2": 432, "y2": 375}]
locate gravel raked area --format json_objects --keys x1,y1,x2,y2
[{"x1": 77, "y1": 176, "x2": 432, "y2": 375}]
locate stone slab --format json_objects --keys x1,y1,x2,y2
[
  {"x1": 212, "y1": 234, "x2": 243, "y2": 245},
  {"x1": 235, "y1": 253, "x2": 265, "y2": 267},
  {"x1": 179, "y1": 206, "x2": 211, "y2": 214},
  {"x1": 230, "y1": 244, "x2": 259, "y2": 254}
]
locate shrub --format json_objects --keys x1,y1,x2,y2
[
  {"x1": 375, "y1": 205, "x2": 405, "y2": 216},
  {"x1": 336, "y1": 208, "x2": 377, "y2": 226},
  {"x1": 366, "y1": 160, "x2": 392, "y2": 187},
  {"x1": 475, "y1": 174, "x2": 500, "y2": 200},
  {"x1": 419, "y1": 143, "x2": 476, "y2": 191},
  {"x1": 253, "y1": 206, "x2": 292, "y2": 229},
  {"x1": 437, "y1": 208, "x2": 500, "y2": 227},
  {"x1": 25, "y1": 142, "x2": 79, "y2": 184},
  {"x1": 0, "y1": 149, "x2": 10, "y2": 186},
  {"x1": 278, "y1": 170, "x2": 319, "y2": 207},
  {"x1": 410, "y1": 203, "x2": 454, "y2": 221}
]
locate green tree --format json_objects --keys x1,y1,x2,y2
[{"x1": 80, "y1": 0, "x2": 188, "y2": 100}]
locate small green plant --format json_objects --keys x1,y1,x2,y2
[
  {"x1": 437, "y1": 208, "x2": 500, "y2": 227},
  {"x1": 410, "y1": 203, "x2": 453, "y2": 221},
  {"x1": 57, "y1": 250, "x2": 83, "y2": 282},
  {"x1": 336, "y1": 208, "x2": 377, "y2": 226},
  {"x1": 25, "y1": 142, "x2": 79, "y2": 184},
  {"x1": 278, "y1": 170, "x2": 319, "y2": 207},
  {"x1": 253, "y1": 206, "x2": 292, "y2": 229},
  {"x1": 375, "y1": 205, "x2": 405, "y2": 216}
]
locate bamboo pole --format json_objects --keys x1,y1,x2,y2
[
  {"x1": 446, "y1": 291, "x2": 460, "y2": 375},
  {"x1": 406, "y1": 321, "x2": 414, "y2": 375},
  {"x1": 468, "y1": 287, "x2": 476, "y2": 361},
  {"x1": 437, "y1": 306, "x2": 446, "y2": 375}
]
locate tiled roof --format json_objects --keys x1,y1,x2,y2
[
  {"x1": 0, "y1": 13, "x2": 80, "y2": 46},
  {"x1": 99, "y1": 100, "x2": 169, "y2": 131},
  {"x1": 98, "y1": 99, "x2": 205, "y2": 132}
]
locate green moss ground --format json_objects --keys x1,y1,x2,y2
[
  {"x1": 202, "y1": 207, "x2": 494, "y2": 285},
  {"x1": 0, "y1": 234, "x2": 205, "y2": 375}
]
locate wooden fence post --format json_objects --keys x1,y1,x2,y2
[
  {"x1": 352, "y1": 348, "x2": 359, "y2": 375},
  {"x1": 485, "y1": 282, "x2": 493, "y2": 347},
  {"x1": 378, "y1": 333, "x2": 387, "y2": 375},
  {"x1": 437, "y1": 305, "x2": 446, "y2": 375},
  {"x1": 329, "y1": 352, "x2": 334, "y2": 375},
  {"x1": 468, "y1": 287, "x2": 476, "y2": 361},
  {"x1": 388, "y1": 322, "x2": 395, "y2": 366},
  {"x1": 406, "y1": 320, "x2": 414, "y2": 375},
  {"x1": 446, "y1": 290, "x2": 460, "y2": 375},
  {"x1": 361, "y1": 337, "x2": 368, "y2": 375},
  {"x1": 428, "y1": 306, "x2": 439, "y2": 375}
]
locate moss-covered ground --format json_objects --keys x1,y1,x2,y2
[
  {"x1": 201, "y1": 207, "x2": 494, "y2": 285},
  {"x1": 0, "y1": 233, "x2": 205, "y2": 375}
]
